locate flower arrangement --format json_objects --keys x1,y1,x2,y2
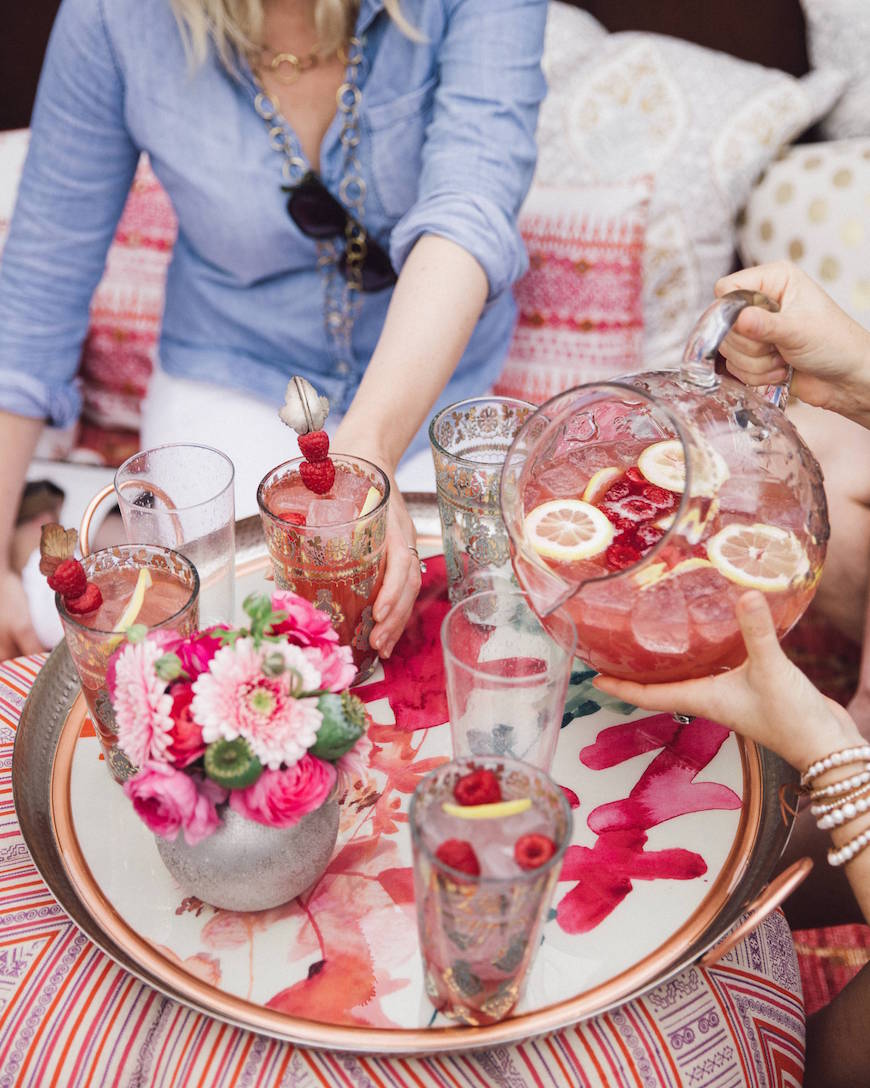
[{"x1": 110, "y1": 590, "x2": 370, "y2": 846}]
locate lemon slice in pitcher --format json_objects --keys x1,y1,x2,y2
[
  {"x1": 442, "y1": 797, "x2": 532, "y2": 820},
  {"x1": 638, "y1": 439, "x2": 729, "y2": 496},
  {"x1": 707, "y1": 523, "x2": 809, "y2": 591},
  {"x1": 582, "y1": 466, "x2": 622, "y2": 505},
  {"x1": 524, "y1": 499, "x2": 614, "y2": 562}
]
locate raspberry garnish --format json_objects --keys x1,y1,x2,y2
[
  {"x1": 641, "y1": 485, "x2": 677, "y2": 511},
  {"x1": 435, "y1": 839, "x2": 481, "y2": 876},
  {"x1": 299, "y1": 458, "x2": 336, "y2": 495},
  {"x1": 602, "y1": 496, "x2": 658, "y2": 524},
  {"x1": 47, "y1": 557, "x2": 87, "y2": 599},
  {"x1": 64, "y1": 582, "x2": 103, "y2": 615},
  {"x1": 635, "y1": 523, "x2": 665, "y2": 552},
  {"x1": 606, "y1": 541, "x2": 642, "y2": 570},
  {"x1": 278, "y1": 510, "x2": 307, "y2": 526},
  {"x1": 453, "y1": 768, "x2": 502, "y2": 807},
  {"x1": 514, "y1": 833, "x2": 557, "y2": 870},
  {"x1": 298, "y1": 429, "x2": 330, "y2": 462},
  {"x1": 625, "y1": 466, "x2": 647, "y2": 492},
  {"x1": 602, "y1": 481, "x2": 630, "y2": 503}
]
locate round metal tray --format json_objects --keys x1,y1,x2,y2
[{"x1": 13, "y1": 503, "x2": 800, "y2": 1054}]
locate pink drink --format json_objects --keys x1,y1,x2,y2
[
  {"x1": 258, "y1": 455, "x2": 390, "y2": 685},
  {"x1": 522, "y1": 434, "x2": 821, "y2": 683},
  {"x1": 410, "y1": 759, "x2": 571, "y2": 1026},
  {"x1": 57, "y1": 546, "x2": 200, "y2": 782}
]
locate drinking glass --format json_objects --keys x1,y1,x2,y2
[
  {"x1": 409, "y1": 756, "x2": 572, "y2": 1025},
  {"x1": 57, "y1": 544, "x2": 200, "y2": 783},
  {"x1": 429, "y1": 396, "x2": 534, "y2": 603},
  {"x1": 79, "y1": 444, "x2": 236, "y2": 626},
  {"x1": 441, "y1": 588, "x2": 576, "y2": 773},
  {"x1": 257, "y1": 454, "x2": 390, "y2": 685}
]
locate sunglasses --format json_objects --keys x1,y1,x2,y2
[{"x1": 285, "y1": 171, "x2": 397, "y2": 293}]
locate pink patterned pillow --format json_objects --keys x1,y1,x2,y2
[
  {"x1": 79, "y1": 158, "x2": 176, "y2": 437},
  {"x1": 494, "y1": 179, "x2": 650, "y2": 405}
]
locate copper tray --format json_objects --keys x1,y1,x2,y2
[{"x1": 13, "y1": 499, "x2": 800, "y2": 1054}]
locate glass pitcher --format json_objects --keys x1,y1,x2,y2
[{"x1": 500, "y1": 291, "x2": 829, "y2": 683}]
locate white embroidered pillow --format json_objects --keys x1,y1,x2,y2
[{"x1": 801, "y1": 0, "x2": 870, "y2": 139}]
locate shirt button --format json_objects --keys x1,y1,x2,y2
[{"x1": 336, "y1": 360, "x2": 350, "y2": 375}]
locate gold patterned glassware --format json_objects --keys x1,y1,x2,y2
[
  {"x1": 56, "y1": 544, "x2": 200, "y2": 784},
  {"x1": 409, "y1": 756, "x2": 572, "y2": 1026},
  {"x1": 429, "y1": 396, "x2": 534, "y2": 603},
  {"x1": 257, "y1": 454, "x2": 390, "y2": 685}
]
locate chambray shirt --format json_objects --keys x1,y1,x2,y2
[{"x1": 0, "y1": 0, "x2": 547, "y2": 439}]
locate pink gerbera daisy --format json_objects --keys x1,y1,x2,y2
[
  {"x1": 191, "y1": 638, "x2": 323, "y2": 769},
  {"x1": 113, "y1": 638, "x2": 176, "y2": 769}
]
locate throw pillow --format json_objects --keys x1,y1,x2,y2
[
  {"x1": 738, "y1": 139, "x2": 870, "y2": 327},
  {"x1": 535, "y1": 2, "x2": 845, "y2": 369},
  {"x1": 801, "y1": 0, "x2": 870, "y2": 139},
  {"x1": 493, "y1": 179, "x2": 650, "y2": 404}
]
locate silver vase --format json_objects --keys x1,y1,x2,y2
[{"x1": 155, "y1": 798, "x2": 340, "y2": 912}]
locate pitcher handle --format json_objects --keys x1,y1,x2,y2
[
  {"x1": 79, "y1": 483, "x2": 116, "y2": 557},
  {"x1": 681, "y1": 289, "x2": 781, "y2": 391}
]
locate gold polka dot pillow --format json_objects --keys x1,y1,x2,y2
[{"x1": 738, "y1": 140, "x2": 870, "y2": 323}]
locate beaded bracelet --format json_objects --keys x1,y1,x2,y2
[
  {"x1": 800, "y1": 745, "x2": 870, "y2": 789},
  {"x1": 828, "y1": 826, "x2": 870, "y2": 868},
  {"x1": 811, "y1": 781, "x2": 870, "y2": 818},
  {"x1": 817, "y1": 793, "x2": 870, "y2": 830},
  {"x1": 810, "y1": 767, "x2": 870, "y2": 802}
]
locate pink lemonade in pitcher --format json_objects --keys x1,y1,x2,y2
[
  {"x1": 520, "y1": 434, "x2": 820, "y2": 683},
  {"x1": 257, "y1": 455, "x2": 390, "y2": 684}
]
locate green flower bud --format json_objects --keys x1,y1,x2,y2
[
  {"x1": 204, "y1": 737, "x2": 263, "y2": 789},
  {"x1": 309, "y1": 691, "x2": 367, "y2": 762}
]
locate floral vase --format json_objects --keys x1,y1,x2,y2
[{"x1": 155, "y1": 796, "x2": 340, "y2": 912}]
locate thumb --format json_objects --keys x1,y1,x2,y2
[
  {"x1": 735, "y1": 591, "x2": 783, "y2": 669},
  {"x1": 733, "y1": 305, "x2": 794, "y2": 350}
]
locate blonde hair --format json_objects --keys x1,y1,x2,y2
[{"x1": 170, "y1": 0, "x2": 419, "y2": 70}]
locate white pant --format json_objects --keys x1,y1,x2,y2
[{"x1": 141, "y1": 366, "x2": 437, "y2": 519}]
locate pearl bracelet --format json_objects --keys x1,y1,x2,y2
[
  {"x1": 811, "y1": 781, "x2": 870, "y2": 818},
  {"x1": 828, "y1": 826, "x2": 870, "y2": 868},
  {"x1": 800, "y1": 745, "x2": 870, "y2": 789},
  {"x1": 817, "y1": 793, "x2": 870, "y2": 830},
  {"x1": 810, "y1": 766, "x2": 870, "y2": 801}
]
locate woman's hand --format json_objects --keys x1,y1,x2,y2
[
  {"x1": 715, "y1": 262, "x2": 870, "y2": 428},
  {"x1": 329, "y1": 431, "x2": 422, "y2": 661},
  {"x1": 593, "y1": 590, "x2": 862, "y2": 773},
  {"x1": 0, "y1": 567, "x2": 42, "y2": 660}
]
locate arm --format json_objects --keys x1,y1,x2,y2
[
  {"x1": 335, "y1": 0, "x2": 548, "y2": 656},
  {"x1": 0, "y1": 0, "x2": 138, "y2": 655},
  {"x1": 333, "y1": 235, "x2": 488, "y2": 657}
]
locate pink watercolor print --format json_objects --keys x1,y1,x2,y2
[
  {"x1": 556, "y1": 715, "x2": 742, "y2": 934},
  {"x1": 357, "y1": 555, "x2": 451, "y2": 732}
]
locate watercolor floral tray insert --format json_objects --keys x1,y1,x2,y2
[{"x1": 52, "y1": 554, "x2": 758, "y2": 1049}]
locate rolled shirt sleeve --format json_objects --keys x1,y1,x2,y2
[
  {"x1": 0, "y1": 0, "x2": 139, "y2": 426},
  {"x1": 389, "y1": 0, "x2": 548, "y2": 300}
]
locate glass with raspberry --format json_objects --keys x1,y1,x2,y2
[
  {"x1": 409, "y1": 758, "x2": 572, "y2": 1025},
  {"x1": 257, "y1": 454, "x2": 389, "y2": 685},
  {"x1": 502, "y1": 380, "x2": 827, "y2": 683},
  {"x1": 56, "y1": 545, "x2": 200, "y2": 782}
]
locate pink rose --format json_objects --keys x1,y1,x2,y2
[
  {"x1": 268, "y1": 591, "x2": 339, "y2": 650},
  {"x1": 173, "y1": 628, "x2": 226, "y2": 678},
  {"x1": 229, "y1": 754, "x2": 336, "y2": 828},
  {"x1": 124, "y1": 762, "x2": 226, "y2": 845},
  {"x1": 303, "y1": 643, "x2": 356, "y2": 693},
  {"x1": 166, "y1": 683, "x2": 206, "y2": 767}
]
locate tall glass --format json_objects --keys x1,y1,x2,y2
[
  {"x1": 257, "y1": 454, "x2": 390, "y2": 685},
  {"x1": 79, "y1": 444, "x2": 235, "y2": 626},
  {"x1": 429, "y1": 396, "x2": 534, "y2": 603},
  {"x1": 410, "y1": 756, "x2": 572, "y2": 1025},
  {"x1": 57, "y1": 544, "x2": 200, "y2": 783},
  {"x1": 441, "y1": 588, "x2": 576, "y2": 773}
]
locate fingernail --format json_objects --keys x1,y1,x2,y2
[
  {"x1": 374, "y1": 605, "x2": 391, "y2": 623},
  {"x1": 379, "y1": 642, "x2": 394, "y2": 659}
]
